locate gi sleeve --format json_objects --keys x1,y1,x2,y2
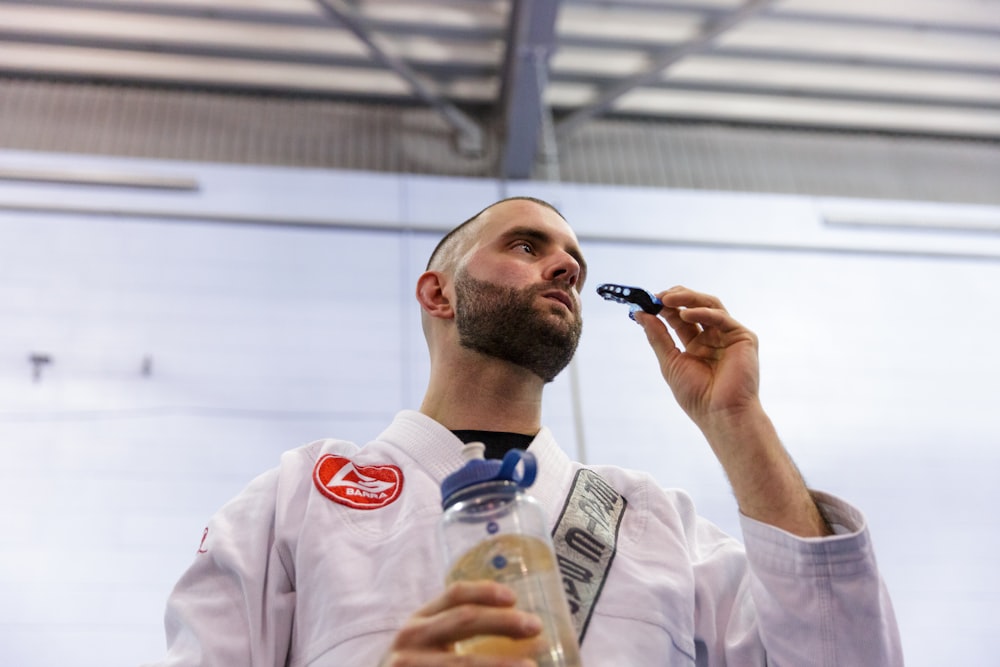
[
  {"x1": 147, "y1": 468, "x2": 296, "y2": 667},
  {"x1": 737, "y1": 490, "x2": 903, "y2": 666}
]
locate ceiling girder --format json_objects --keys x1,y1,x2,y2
[
  {"x1": 566, "y1": 0, "x2": 1000, "y2": 39},
  {"x1": 0, "y1": 0, "x2": 502, "y2": 42},
  {"x1": 3, "y1": 25, "x2": 997, "y2": 85},
  {"x1": 498, "y1": 0, "x2": 562, "y2": 179},
  {"x1": 0, "y1": 0, "x2": 996, "y2": 145},
  {"x1": 8, "y1": 0, "x2": 999, "y2": 41},
  {"x1": 312, "y1": 0, "x2": 483, "y2": 155},
  {"x1": 552, "y1": 74, "x2": 1000, "y2": 113},
  {"x1": 1, "y1": 27, "x2": 996, "y2": 118},
  {"x1": 556, "y1": 0, "x2": 778, "y2": 139},
  {"x1": 556, "y1": 43, "x2": 1000, "y2": 80},
  {"x1": 0, "y1": 0, "x2": 325, "y2": 27},
  {"x1": 0, "y1": 26, "x2": 496, "y2": 80}
]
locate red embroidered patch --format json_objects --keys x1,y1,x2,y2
[{"x1": 312, "y1": 455, "x2": 404, "y2": 509}]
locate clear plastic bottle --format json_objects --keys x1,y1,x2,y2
[{"x1": 439, "y1": 443, "x2": 582, "y2": 667}]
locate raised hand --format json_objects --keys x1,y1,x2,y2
[
  {"x1": 633, "y1": 286, "x2": 761, "y2": 430},
  {"x1": 634, "y1": 286, "x2": 830, "y2": 537}
]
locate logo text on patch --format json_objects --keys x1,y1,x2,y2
[{"x1": 312, "y1": 455, "x2": 403, "y2": 509}]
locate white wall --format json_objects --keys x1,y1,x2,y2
[{"x1": 1, "y1": 150, "x2": 998, "y2": 666}]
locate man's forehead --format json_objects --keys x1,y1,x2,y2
[
  {"x1": 429, "y1": 198, "x2": 584, "y2": 274},
  {"x1": 477, "y1": 199, "x2": 579, "y2": 244}
]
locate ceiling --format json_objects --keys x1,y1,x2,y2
[{"x1": 1, "y1": 0, "x2": 998, "y2": 178}]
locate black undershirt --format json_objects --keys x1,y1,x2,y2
[{"x1": 451, "y1": 429, "x2": 535, "y2": 460}]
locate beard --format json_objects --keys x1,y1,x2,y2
[{"x1": 453, "y1": 269, "x2": 582, "y2": 383}]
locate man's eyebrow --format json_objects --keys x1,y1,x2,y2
[{"x1": 501, "y1": 226, "x2": 588, "y2": 277}]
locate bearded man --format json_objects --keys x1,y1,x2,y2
[{"x1": 150, "y1": 197, "x2": 902, "y2": 667}]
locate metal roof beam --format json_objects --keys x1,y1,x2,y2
[
  {"x1": 550, "y1": 74, "x2": 1000, "y2": 113},
  {"x1": 555, "y1": 0, "x2": 777, "y2": 139},
  {"x1": 2, "y1": 26, "x2": 996, "y2": 84},
  {"x1": 556, "y1": 39, "x2": 1000, "y2": 80},
  {"x1": 0, "y1": 69, "x2": 477, "y2": 105},
  {"x1": 312, "y1": 0, "x2": 483, "y2": 155},
  {"x1": 565, "y1": 0, "x2": 1000, "y2": 39},
  {"x1": 0, "y1": 0, "x2": 507, "y2": 41},
  {"x1": 0, "y1": 0, "x2": 327, "y2": 26},
  {"x1": 498, "y1": 0, "x2": 562, "y2": 179},
  {"x1": 2, "y1": 28, "x2": 995, "y2": 85},
  {"x1": 0, "y1": 27, "x2": 496, "y2": 80},
  {"x1": 8, "y1": 0, "x2": 998, "y2": 41}
]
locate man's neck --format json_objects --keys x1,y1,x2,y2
[{"x1": 419, "y1": 355, "x2": 544, "y2": 434}]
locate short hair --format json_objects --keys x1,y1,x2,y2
[{"x1": 425, "y1": 196, "x2": 564, "y2": 271}]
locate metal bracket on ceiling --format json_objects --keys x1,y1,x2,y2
[
  {"x1": 313, "y1": 0, "x2": 484, "y2": 157},
  {"x1": 498, "y1": 0, "x2": 561, "y2": 180}
]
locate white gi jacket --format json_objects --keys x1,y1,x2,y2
[{"x1": 150, "y1": 410, "x2": 902, "y2": 666}]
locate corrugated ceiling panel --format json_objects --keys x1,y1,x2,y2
[{"x1": 0, "y1": 78, "x2": 997, "y2": 205}]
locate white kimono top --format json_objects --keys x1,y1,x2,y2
[{"x1": 149, "y1": 410, "x2": 902, "y2": 666}]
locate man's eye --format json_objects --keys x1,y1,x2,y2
[{"x1": 515, "y1": 242, "x2": 534, "y2": 254}]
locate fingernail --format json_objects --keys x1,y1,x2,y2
[{"x1": 522, "y1": 613, "x2": 542, "y2": 634}]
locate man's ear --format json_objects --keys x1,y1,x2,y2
[{"x1": 415, "y1": 271, "x2": 454, "y2": 320}]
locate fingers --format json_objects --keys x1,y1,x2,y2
[
  {"x1": 654, "y1": 286, "x2": 746, "y2": 342},
  {"x1": 659, "y1": 306, "x2": 700, "y2": 346},
  {"x1": 383, "y1": 655, "x2": 536, "y2": 667},
  {"x1": 657, "y1": 285, "x2": 723, "y2": 309},
  {"x1": 383, "y1": 581, "x2": 541, "y2": 667},
  {"x1": 415, "y1": 580, "x2": 516, "y2": 618},
  {"x1": 633, "y1": 310, "x2": 677, "y2": 361},
  {"x1": 382, "y1": 647, "x2": 535, "y2": 667},
  {"x1": 632, "y1": 285, "x2": 711, "y2": 358},
  {"x1": 407, "y1": 601, "x2": 541, "y2": 649}
]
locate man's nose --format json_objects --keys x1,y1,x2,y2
[{"x1": 548, "y1": 252, "x2": 581, "y2": 287}]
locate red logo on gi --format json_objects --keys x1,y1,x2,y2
[{"x1": 313, "y1": 455, "x2": 403, "y2": 509}]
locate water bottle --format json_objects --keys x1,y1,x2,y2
[{"x1": 439, "y1": 442, "x2": 582, "y2": 667}]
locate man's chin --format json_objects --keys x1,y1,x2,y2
[{"x1": 537, "y1": 303, "x2": 579, "y2": 331}]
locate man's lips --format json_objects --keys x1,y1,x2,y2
[{"x1": 541, "y1": 289, "x2": 575, "y2": 312}]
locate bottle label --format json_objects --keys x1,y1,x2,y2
[{"x1": 551, "y1": 469, "x2": 627, "y2": 642}]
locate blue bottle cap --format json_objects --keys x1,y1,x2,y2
[{"x1": 441, "y1": 445, "x2": 537, "y2": 508}]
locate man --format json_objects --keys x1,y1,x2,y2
[{"x1": 151, "y1": 197, "x2": 902, "y2": 666}]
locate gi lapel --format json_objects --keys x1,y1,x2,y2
[{"x1": 551, "y1": 468, "x2": 627, "y2": 643}]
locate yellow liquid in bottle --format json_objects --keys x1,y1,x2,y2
[{"x1": 446, "y1": 534, "x2": 582, "y2": 667}]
